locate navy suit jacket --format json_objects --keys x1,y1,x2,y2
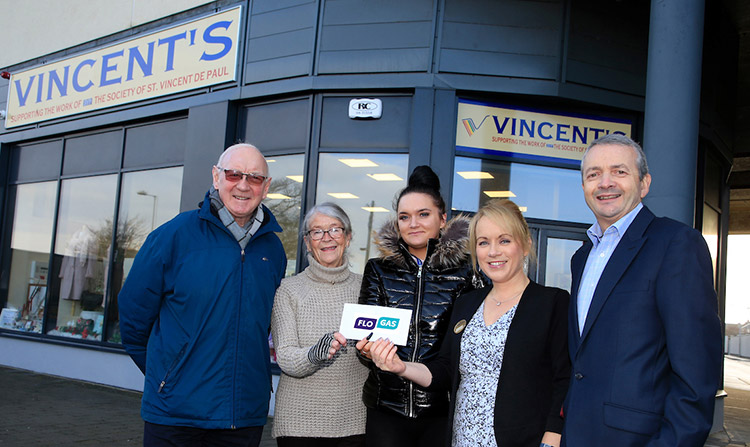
[{"x1": 562, "y1": 206, "x2": 722, "y2": 447}]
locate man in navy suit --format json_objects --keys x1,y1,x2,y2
[{"x1": 562, "y1": 134, "x2": 722, "y2": 446}]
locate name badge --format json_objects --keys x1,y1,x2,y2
[{"x1": 454, "y1": 319, "x2": 467, "y2": 334}]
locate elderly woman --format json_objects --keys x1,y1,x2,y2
[{"x1": 270, "y1": 202, "x2": 368, "y2": 447}]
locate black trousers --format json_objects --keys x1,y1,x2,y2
[
  {"x1": 364, "y1": 407, "x2": 448, "y2": 447},
  {"x1": 143, "y1": 422, "x2": 264, "y2": 447},
  {"x1": 276, "y1": 434, "x2": 366, "y2": 447}
]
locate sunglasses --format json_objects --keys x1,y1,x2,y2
[{"x1": 217, "y1": 167, "x2": 268, "y2": 185}]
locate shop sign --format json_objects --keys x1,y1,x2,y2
[
  {"x1": 4, "y1": 6, "x2": 241, "y2": 128},
  {"x1": 455, "y1": 99, "x2": 632, "y2": 165}
]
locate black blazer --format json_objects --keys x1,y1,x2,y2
[{"x1": 427, "y1": 280, "x2": 570, "y2": 447}]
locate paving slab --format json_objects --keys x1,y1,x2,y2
[{"x1": 1, "y1": 356, "x2": 749, "y2": 446}]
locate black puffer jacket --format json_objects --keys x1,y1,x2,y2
[{"x1": 359, "y1": 215, "x2": 481, "y2": 419}]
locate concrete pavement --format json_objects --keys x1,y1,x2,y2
[
  {"x1": 1, "y1": 356, "x2": 748, "y2": 446},
  {"x1": 0, "y1": 366, "x2": 274, "y2": 447},
  {"x1": 708, "y1": 355, "x2": 750, "y2": 447}
]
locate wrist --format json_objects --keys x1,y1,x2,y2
[{"x1": 308, "y1": 332, "x2": 335, "y2": 364}]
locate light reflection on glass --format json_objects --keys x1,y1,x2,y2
[
  {"x1": 2, "y1": 182, "x2": 57, "y2": 334},
  {"x1": 452, "y1": 156, "x2": 593, "y2": 223},
  {"x1": 545, "y1": 238, "x2": 584, "y2": 292},
  {"x1": 317, "y1": 153, "x2": 409, "y2": 273},
  {"x1": 107, "y1": 167, "x2": 183, "y2": 343},
  {"x1": 49, "y1": 175, "x2": 118, "y2": 341},
  {"x1": 264, "y1": 154, "x2": 305, "y2": 278}
]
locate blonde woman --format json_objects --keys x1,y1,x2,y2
[{"x1": 368, "y1": 199, "x2": 570, "y2": 447}]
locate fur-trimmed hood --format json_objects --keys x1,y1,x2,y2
[{"x1": 373, "y1": 214, "x2": 471, "y2": 269}]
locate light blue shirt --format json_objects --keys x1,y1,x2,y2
[{"x1": 576, "y1": 203, "x2": 643, "y2": 335}]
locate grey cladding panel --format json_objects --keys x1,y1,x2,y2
[
  {"x1": 566, "y1": 7, "x2": 647, "y2": 69},
  {"x1": 244, "y1": 54, "x2": 311, "y2": 84},
  {"x1": 123, "y1": 118, "x2": 187, "y2": 169},
  {"x1": 567, "y1": 35, "x2": 645, "y2": 70},
  {"x1": 249, "y1": 3, "x2": 318, "y2": 38},
  {"x1": 10, "y1": 140, "x2": 63, "y2": 182},
  {"x1": 323, "y1": 0, "x2": 433, "y2": 25},
  {"x1": 566, "y1": 1, "x2": 648, "y2": 97},
  {"x1": 320, "y1": 22, "x2": 432, "y2": 51},
  {"x1": 243, "y1": 0, "x2": 316, "y2": 83},
  {"x1": 570, "y1": 7, "x2": 647, "y2": 50},
  {"x1": 251, "y1": 0, "x2": 314, "y2": 15},
  {"x1": 318, "y1": 48, "x2": 430, "y2": 74},
  {"x1": 317, "y1": 3, "x2": 433, "y2": 75},
  {"x1": 443, "y1": 0, "x2": 562, "y2": 28},
  {"x1": 319, "y1": 96, "x2": 411, "y2": 149},
  {"x1": 243, "y1": 99, "x2": 309, "y2": 152},
  {"x1": 247, "y1": 29, "x2": 316, "y2": 62},
  {"x1": 441, "y1": 22, "x2": 559, "y2": 55},
  {"x1": 566, "y1": 60, "x2": 645, "y2": 97},
  {"x1": 438, "y1": 0, "x2": 563, "y2": 80},
  {"x1": 440, "y1": 49, "x2": 557, "y2": 79}
]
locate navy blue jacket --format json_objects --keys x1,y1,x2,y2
[
  {"x1": 563, "y1": 206, "x2": 722, "y2": 446},
  {"x1": 119, "y1": 192, "x2": 287, "y2": 429}
]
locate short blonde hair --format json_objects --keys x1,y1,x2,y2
[{"x1": 468, "y1": 199, "x2": 534, "y2": 275}]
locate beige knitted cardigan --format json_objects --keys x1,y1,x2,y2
[{"x1": 270, "y1": 254, "x2": 367, "y2": 438}]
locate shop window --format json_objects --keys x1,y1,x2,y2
[
  {"x1": 47, "y1": 175, "x2": 118, "y2": 340},
  {"x1": 315, "y1": 153, "x2": 409, "y2": 273},
  {"x1": 544, "y1": 237, "x2": 585, "y2": 292},
  {"x1": 0, "y1": 182, "x2": 57, "y2": 333},
  {"x1": 106, "y1": 167, "x2": 184, "y2": 343},
  {"x1": 2, "y1": 120, "x2": 186, "y2": 346},
  {"x1": 264, "y1": 154, "x2": 305, "y2": 277},
  {"x1": 451, "y1": 156, "x2": 593, "y2": 223}
]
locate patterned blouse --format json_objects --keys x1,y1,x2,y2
[{"x1": 453, "y1": 301, "x2": 518, "y2": 447}]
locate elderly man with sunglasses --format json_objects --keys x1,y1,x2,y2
[{"x1": 119, "y1": 143, "x2": 287, "y2": 447}]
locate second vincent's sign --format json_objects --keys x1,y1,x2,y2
[
  {"x1": 456, "y1": 99, "x2": 632, "y2": 165},
  {"x1": 5, "y1": 6, "x2": 241, "y2": 128}
]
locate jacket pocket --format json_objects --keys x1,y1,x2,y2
[
  {"x1": 157, "y1": 343, "x2": 187, "y2": 393},
  {"x1": 603, "y1": 401, "x2": 661, "y2": 435}
]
